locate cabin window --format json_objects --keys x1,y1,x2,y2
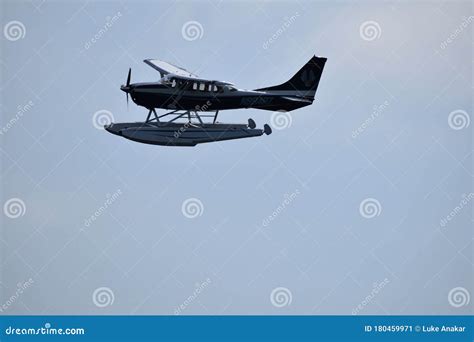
[
  {"x1": 199, "y1": 83, "x2": 206, "y2": 91},
  {"x1": 213, "y1": 85, "x2": 218, "y2": 92},
  {"x1": 171, "y1": 79, "x2": 176, "y2": 88},
  {"x1": 193, "y1": 82, "x2": 197, "y2": 90},
  {"x1": 208, "y1": 84, "x2": 213, "y2": 92}
]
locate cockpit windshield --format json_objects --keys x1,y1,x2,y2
[{"x1": 160, "y1": 74, "x2": 173, "y2": 84}]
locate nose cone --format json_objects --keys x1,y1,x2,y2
[{"x1": 120, "y1": 85, "x2": 130, "y2": 93}]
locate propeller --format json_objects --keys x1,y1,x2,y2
[
  {"x1": 126, "y1": 68, "x2": 131, "y2": 108},
  {"x1": 121, "y1": 68, "x2": 132, "y2": 109}
]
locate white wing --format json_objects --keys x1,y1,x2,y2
[{"x1": 143, "y1": 59, "x2": 198, "y2": 78}]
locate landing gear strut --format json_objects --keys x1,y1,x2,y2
[
  {"x1": 145, "y1": 108, "x2": 160, "y2": 123},
  {"x1": 140, "y1": 109, "x2": 270, "y2": 134},
  {"x1": 144, "y1": 109, "x2": 220, "y2": 125}
]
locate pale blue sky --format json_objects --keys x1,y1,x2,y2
[{"x1": 1, "y1": 0, "x2": 472, "y2": 315}]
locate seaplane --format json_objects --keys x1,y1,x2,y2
[{"x1": 105, "y1": 55, "x2": 327, "y2": 146}]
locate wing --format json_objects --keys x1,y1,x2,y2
[{"x1": 143, "y1": 59, "x2": 199, "y2": 78}]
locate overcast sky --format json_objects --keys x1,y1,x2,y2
[{"x1": 1, "y1": 0, "x2": 472, "y2": 315}]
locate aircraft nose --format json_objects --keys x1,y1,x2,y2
[{"x1": 120, "y1": 85, "x2": 130, "y2": 93}]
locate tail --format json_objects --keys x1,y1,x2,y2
[{"x1": 255, "y1": 55, "x2": 327, "y2": 100}]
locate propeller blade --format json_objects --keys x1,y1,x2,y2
[
  {"x1": 126, "y1": 93, "x2": 129, "y2": 109},
  {"x1": 126, "y1": 68, "x2": 131, "y2": 87}
]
